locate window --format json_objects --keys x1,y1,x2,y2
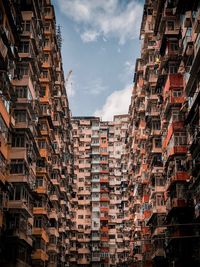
[
  {"x1": 170, "y1": 42, "x2": 179, "y2": 51},
  {"x1": 78, "y1": 215, "x2": 84, "y2": 219},
  {"x1": 44, "y1": 53, "x2": 49, "y2": 62},
  {"x1": 36, "y1": 177, "x2": 44, "y2": 187},
  {"x1": 40, "y1": 86, "x2": 46, "y2": 97},
  {"x1": 173, "y1": 89, "x2": 182, "y2": 97},
  {"x1": 49, "y1": 235, "x2": 57, "y2": 244},
  {"x1": 22, "y1": 21, "x2": 31, "y2": 32},
  {"x1": 12, "y1": 134, "x2": 25, "y2": 147},
  {"x1": 15, "y1": 110, "x2": 27, "y2": 123},
  {"x1": 174, "y1": 132, "x2": 187, "y2": 145},
  {"x1": 44, "y1": 22, "x2": 51, "y2": 31},
  {"x1": 167, "y1": 21, "x2": 175, "y2": 30},
  {"x1": 148, "y1": 23, "x2": 153, "y2": 30},
  {"x1": 44, "y1": 38, "x2": 50, "y2": 47},
  {"x1": 154, "y1": 138, "x2": 161, "y2": 148},
  {"x1": 172, "y1": 110, "x2": 184, "y2": 121},
  {"x1": 10, "y1": 160, "x2": 25, "y2": 174},
  {"x1": 157, "y1": 194, "x2": 165, "y2": 206},
  {"x1": 38, "y1": 140, "x2": 46, "y2": 149},
  {"x1": 101, "y1": 138, "x2": 106, "y2": 143},
  {"x1": 18, "y1": 64, "x2": 29, "y2": 76},
  {"x1": 19, "y1": 41, "x2": 30, "y2": 53},
  {"x1": 0, "y1": 114, "x2": 8, "y2": 138},
  {"x1": 149, "y1": 54, "x2": 154, "y2": 63},
  {"x1": 40, "y1": 123, "x2": 47, "y2": 131},
  {"x1": 41, "y1": 70, "x2": 48, "y2": 78},
  {"x1": 44, "y1": 7, "x2": 51, "y2": 16},
  {"x1": 41, "y1": 104, "x2": 49, "y2": 115},
  {"x1": 169, "y1": 65, "x2": 178, "y2": 74},
  {"x1": 16, "y1": 86, "x2": 27, "y2": 98}
]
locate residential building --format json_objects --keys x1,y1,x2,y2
[
  {"x1": 72, "y1": 116, "x2": 130, "y2": 267},
  {"x1": 128, "y1": 0, "x2": 200, "y2": 267},
  {"x1": 0, "y1": 0, "x2": 74, "y2": 266}
]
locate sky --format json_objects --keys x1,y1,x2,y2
[{"x1": 52, "y1": 0, "x2": 144, "y2": 120}]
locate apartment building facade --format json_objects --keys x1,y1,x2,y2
[
  {"x1": 0, "y1": 0, "x2": 74, "y2": 266},
  {"x1": 128, "y1": 0, "x2": 200, "y2": 266},
  {"x1": 72, "y1": 116, "x2": 130, "y2": 267}
]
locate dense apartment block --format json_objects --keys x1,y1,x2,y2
[
  {"x1": 72, "y1": 115, "x2": 130, "y2": 267},
  {"x1": 128, "y1": 0, "x2": 200, "y2": 267},
  {"x1": 0, "y1": 0, "x2": 75, "y2": 266}
]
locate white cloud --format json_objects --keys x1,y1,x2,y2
[
  {"x1": 57, "y1": 0, "x2": 143, "y2": 44},
  {"x1": 81, "y1": 30, "x2": 99, "y2": 43},
  {"x1": 83, "y1": 78, "x2": 108, "y2": 95},
  {"x1": 94, "y1": 85, "x2": 132, "y2": 121}
]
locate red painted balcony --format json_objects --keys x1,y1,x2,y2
[
  {"x1": 142, "y1": 194, "x2": 149, "y2": 203},
  {"x1": 142, "y1": 226, "x2": 150, "y2": 235},
  {"x1": 100, "y1": 206, "x2": 108, "y2": 212},
  {"x1": 168, "y1": 145, "x2": 187, "y2": 156},
  {"x1": 167, "y1": 171, "x2": 190, "y2": 190},
  {"x1": 100, "y1": 196, "x2": 109, "y2": 202},
  {"x1": 164, "y1": 73, "x2": 184, "y2": 94},
  {"x1": 142, "y1": 243, "x2": 152, "y2": 253},
  {"x1": 100, "y1": 216, "x2": 109, "y2": 221},
  {"x1": 171, "y1": 198, "x2": 187, "y2": 208},
  {"x1": 101, "y1": 226, "x2": 109, "y2": 232},
  {"x1": 163, "y1": 121, "x2": 185, "y2": 149},
  {"x1": 100, "y1": 177, "x2": 108, "y2": 183},
  {"x1": 166, "y1": 197, "x2": 187, "y2": 213},
  {"x1": 101, "y1": 236, "x2": 109, "y2": 242},
  {"x1": 143, "y1": 210, "x2": 151, "y2": 219}
]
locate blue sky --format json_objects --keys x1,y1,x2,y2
[{"x1": 52, "y1": 0, "x2": 144, "y2": 120}]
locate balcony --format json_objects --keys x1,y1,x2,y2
[
  {"x1": 49, "y1": 209, "x2": 58, "y2": 220},
  {"x1": 35, "y1": 185, "x2": 48, "y2": 194},
  {"x1": 92, "y1": 196, "x2": 100, "y2": 201},
  {"x1": 166, "y1": 197, "x2": 187, "y2": 214},
  {"x1": 91, "y1": 255, "x2": 100, "y2": 262},
  {"x1": 166, "y1": 171, "x2": 190, "y2": 190},
  {"x1": 77, "y1": 258, "x2": 90, "y2": 265},
  {"x1": 7, "y1": 200, "x2": 33, "y2": 217},
  {"x1": 48, "y1": 227, "x2": 59, "y2": 237},
  {"x1": 32, "y1": 227, "x2": 49, "y2": 242},
  {"x1": 47, "y1": 243, "x2": 59, "y2": 253},
  {"x1": 33, "y1": 207, "x2": 49, "y2": 217},
  {"x1": 31, "y1": 249, "x2": 48, "y2": 262},
  {"x1": 151, "y1": 248, "x2": 166, "y2": 259},
  {"x1": 78, "y1": 248, "x2": 90, "y2": 254},
  {"x1": 100, "y1": 196, "x2": 109, "y2": 202},
  {"x1": 100, "y1": 177, "x2": 108, "y2": 183},
  {"x1": 91, "y1": 168, "x2": 100, "y2": 173},
  {"x1": 142, "y1": 194, "x2": 149, "y2": 203},
  {"x1": 50, "y1": 194, "x2": 59, "y2": 202},
  {"x1": 100, "y1": 216, "x2": 108, "y2": 221},
  {"x1": 100, "y1": 206, "x2": 108, "y2": 212},
  {"x1": 11, "y1": 228, "x2": 33, "y2": 247},
  {"x1": 92, "y1": 236, "x2": 100, "y2": 241},
  {"x1": 167, "y1": 145, "x2": 187, "y2": 157},
  {"x1": 0, "y1": 97, "x2": 10, "y2": 127},
  {"x1": 163, "y1": 73, "x2": 183, "y2": 95},
  {"x1": 91, "y1": 142, "x2": 100, "y2": 146}
]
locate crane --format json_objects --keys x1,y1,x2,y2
[
  {"x1": 65, "y1": 69, "x2": 73, "y2": 97},
  {"x1": 65, "y1": 69, "x2": 73, "y2": 84}
]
